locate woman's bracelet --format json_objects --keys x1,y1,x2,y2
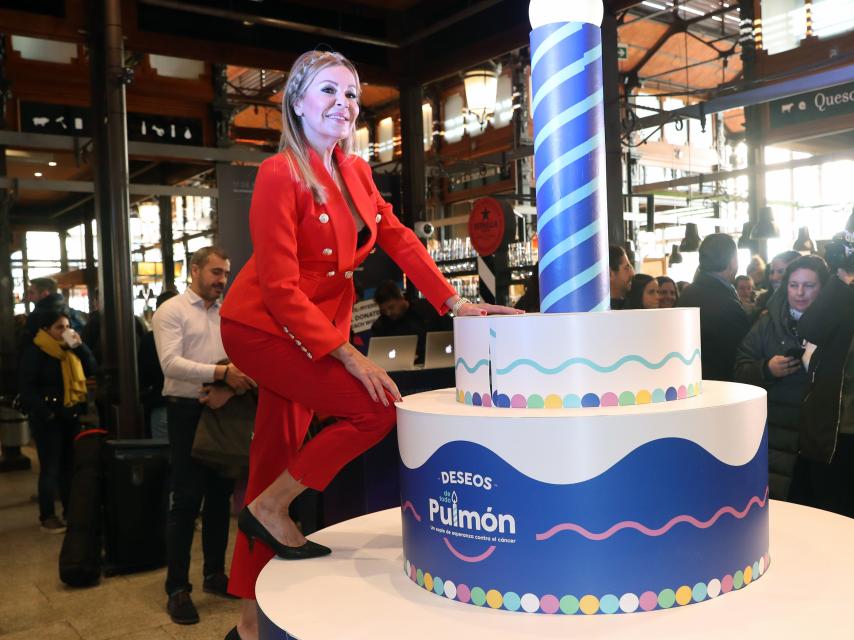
[{"x1": 451, "y1": 297, "x2": 472, "y2": 316}]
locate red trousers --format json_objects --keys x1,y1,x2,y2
[{"x1": 221, "y1": 318, "x2": 397, "y2": 599}]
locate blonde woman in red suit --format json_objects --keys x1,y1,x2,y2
[{"x1": 219, "y1": 50, "x2": 521, "y2": 640}]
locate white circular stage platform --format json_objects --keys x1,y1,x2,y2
[{"x1": 256, "y1": 502, "x2": 854, "y2": 639}]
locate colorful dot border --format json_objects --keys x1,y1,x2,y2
[
  {"x1": 456, "y1": 382, "x2": 702, "y2": 408},
  {"x1": 404, "y1": 552, "x2": 769, "y2": 614}
]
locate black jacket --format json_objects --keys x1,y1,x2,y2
[
  {"x1": 19, "y1": 340, "x2": 97, "y2": 422},
  {"x1": 798, "y1": 276, "x2": 854, "y2": 463},
  {"x1": 734, "y1": 289, "x2": 809, "y2": 498},
  {"x1": 676, "y1": 271, "x2": 750, "y2": 381}
]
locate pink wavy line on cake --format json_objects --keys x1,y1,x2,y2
[
  {"x1": 535, "y1": 487, "x2": 769, "y2": 542},
  {"x1": 443, "y1": 537, "x2": 497, "y2": 563},
  {"x1": 401, "y1": 501, "x2": 422, "y2": 522}
]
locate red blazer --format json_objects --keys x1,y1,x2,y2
[{"x1": 221, "y1": 147, "x2": 456, "y2": 361}]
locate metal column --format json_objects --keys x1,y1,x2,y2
[
  {"x1": 158, "y1": 195, "x2": 175, "y2": 293},
  {"x1": 740, "y1": 0, "x2": 768, "y2": 259},
  {"x1": 83, "y1": 218, "x2": 97, "y2": 314},
  {"x1": 0, "y1": 38, "x2": 16, "y2": 397},
  {"x1": 0, "y1": 155, "x2": 15, "y2": 397},
  {"x1": 399, "y1": 80, "x2": 426, "y2": 300},
  {"x1": 399, "y1": 81, "x2": 425, "y2": 232},
  {"x1": 602, "y1": 9, "x2": 625, "y2": 247},
  {"x1": 88, "y1": 0, "x2": 142, "y2": 438}
]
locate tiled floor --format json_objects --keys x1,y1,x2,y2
[{"x1": 0, "y1": 447, "x2": 241, "y2": 640}]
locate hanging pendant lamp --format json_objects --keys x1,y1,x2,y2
[
  {"x1": 793, "y1": 226, "x2": 815, "y2": 253},
  {"x1": 750, "y1": 206, "x2": 780, "y2": 240},
  {"x1": 679, "y1": 223, "x2": 701, "y2": 252}
]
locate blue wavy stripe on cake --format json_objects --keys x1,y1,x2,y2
[
  {"x1": 455, "y1": 358, "x2": 490, "y2": 374},
  {"x1": 494, "y1": 349, "x2": 701, "y2": 375},
  {"x1": 399, "y1": 426, "x2": 768, "y2": 598}
]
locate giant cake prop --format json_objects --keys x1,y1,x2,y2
[
  {"x1": 398, "y1": 314, "x2": 769, "y2": 615},
  {"x1": 395, "y1": 0, "x2": 769, "y2": 615}
]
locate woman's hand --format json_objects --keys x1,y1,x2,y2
[
  {"x1": 445, "y1": 295, "x2": 524, "y2": 317},
  {"x1": 768, "y1": 355, "x2": 801, "y2": 378},
  {"x1": 332, "y1": 342, "x2": 402, "y2": 406}
]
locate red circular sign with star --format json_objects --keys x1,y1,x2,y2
[{"x1": 468, "y1": 197, "x2": 508, "y2": 256}]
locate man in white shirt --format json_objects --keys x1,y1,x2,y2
[{"x1": 153, "y1": 246, "x2": 255, "y2": 625}]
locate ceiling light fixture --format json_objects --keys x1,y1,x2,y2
[
  {"x1": 463, "y1": 64, "x2": 500, "y2": 128},
  {"x1": 33, "y1": 171, "x2": 43, "y2": 177},
  {"x1": 48, "y1": 161, "x2": 57, "y2": 167}
]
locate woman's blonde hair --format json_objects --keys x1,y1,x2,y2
[{"x1": 279, "y1": 50, "x2": 361, "y2": 203}]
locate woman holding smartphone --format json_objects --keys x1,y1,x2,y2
[{"x1": 734, "y1": 255, "x2": 829, "y2": 501}]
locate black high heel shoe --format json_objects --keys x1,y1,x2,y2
[
  {"x1": 224, "y1": 627, "x2": 241, "y2": 640},
  {"x1": 238, "y1": 506, "x2": 332, "y2": 560}
]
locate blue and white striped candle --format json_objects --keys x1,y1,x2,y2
[{"x1": 529, "y1": 0, "x2": 610, "y2": 313}]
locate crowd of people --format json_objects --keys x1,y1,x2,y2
[{"x1": 604, "y1": 233, "x2": 854, "y2": 520}]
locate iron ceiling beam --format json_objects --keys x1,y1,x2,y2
[
  {"x1": 631, "y1": 59, "x2": 854, "y2": 131},
  {"x1": 138, "y1": 0, "x2": 399, "y2": 49}
]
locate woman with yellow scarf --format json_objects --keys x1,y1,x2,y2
[{"x1": 20, "y1": 308, "x2": 96, "y2": 533}]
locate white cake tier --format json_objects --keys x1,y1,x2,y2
[
  {"x1": 454, "y1": 308, "x2": 702, "y2": 409},
  {"x1": 398, "y1": 381, "x2": 765, "y2": 484}
]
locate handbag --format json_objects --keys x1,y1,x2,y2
[{"x1": 191, "y1": 388, "x2": 256, "y2": 478}]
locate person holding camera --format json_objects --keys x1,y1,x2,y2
[
  {"x1": 19, "y1": 308, "x2": 96, "y2": 533},
  {"x1": 734, "y1": 256, "x2": 829, "y2": 500},
  {"x1": 792, "y1": 235, "x2": 854, "y2": 518}
]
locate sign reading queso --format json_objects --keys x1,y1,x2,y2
[{"x1": 769, "y1": 81, "x2": 854, "y2": 128}]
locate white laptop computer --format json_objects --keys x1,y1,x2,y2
[
  {"x1": 367, "y1": 335, "x2": 418, "y2": 372},
  {"x1": 424, "y1": 331, "x2": 455, "y2": 369}
]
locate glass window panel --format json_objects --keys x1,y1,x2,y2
[
  {"x1": 355, "y1": 126, "x2": 371, "y2": 161},
  {"x1": 812, "y1": 0, "x2": 854, "y2": 39},
  {"x1": 766, "y1": 169, "x2": 792, "y2": 203},
  {"x1": 662, "y1": 98, "x2": 687, "y2": 146},
  {"x1": 493, "y1": 74, "x2": 514, "y2": 129},
  {"x1": 690, "y1": 117, "x2": 714, "y2": 149},
  {"x1": 422, "y1": 103, "x2": 434, "y2": 150},
  {"x1": 65, "y1": 224, "x2": 86, "y2": 261},
  {"x1": 376, "y1": 117, "x2": 395, "y2": 162},
  {"x1": 11, "y1": 35, "x2": 77, "y2": 64},
  {"x1": 443, "y1": 94, "x2": 465, "y2": 144},
  {"x1": 764, "y1": 145, "x2": 790, "y2": 164},
  {"x1": 91, "y1": 219, "x2": 98, "y2": 261},
  {"x1": 149, "y1": 54, "x2": 205, "y2": 80},
  {"x1": 187, "y1": 235, "x2": 213, "y2": 253},
  {"x1": 761, "y1": 0, "x2": 807, "y2": 54},
  {"x1": 173, "y1": 243, "x2": 187, "y2": 291},
  {"x1": 26, "y1": 231, "x2": 61, "y2": 259},
  {"x1": 633, "y1": 93, "x2": 661, "y2": 143},
  {"x1": 12, "y1": 265, "x2": 25, "y2": 314},
  {"x1": 821, "y1": 160, "x2": 854, "y2": 206},
  {"x1": 793, "y1": 165, "x2": 820, "y2": 206}
]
